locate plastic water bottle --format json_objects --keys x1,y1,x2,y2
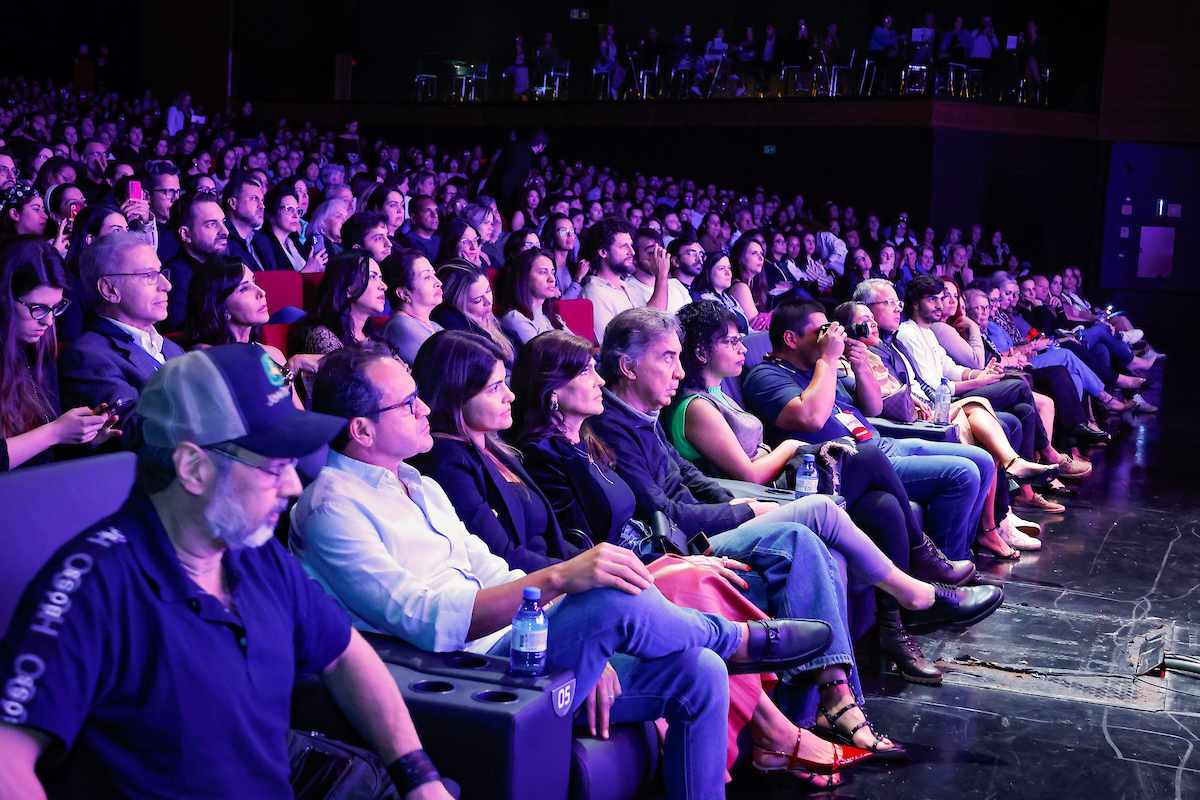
[
  {"x1": 934, "y1": 378, "x2": 952, "y2": 425},
  {"x1": 795, "y1": 454, "x2": 819, "y2": 498},
  {"x1": 509, "y1": 587, "x2": 548, "y2": 676}
]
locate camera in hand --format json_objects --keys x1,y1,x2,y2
[{"x1": 846, "y1": 322, "x2": 871, "y2": 340}]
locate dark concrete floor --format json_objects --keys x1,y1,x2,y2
[{"x1": 728, "y1": 356, "x2": 1200, "y2": 799}]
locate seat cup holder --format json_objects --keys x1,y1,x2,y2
[
  {"x1": 410, "y1": 680, "x2": 456, "y2": 694},
  {"x1": 472, "y1": 690, "x2": 519, "y2": 704}
]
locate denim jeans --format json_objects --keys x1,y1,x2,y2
[
  {"x1": 1031, "y1": 347, "x2": 1105, "y2": 399},
  {"x1": 879, "y1": 438, "x2": 992, "y2": 561},
  {"x1": 706, "y1": 520, "x2": 863, "y2": 723},
  {"x1": 489, "y1": 585, "x2": 741, "y2": 800},
  {"x1": 1082, "y1": 323, "x2": 1135, "y2": 367}
]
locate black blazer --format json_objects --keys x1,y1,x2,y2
[
  {"x1": 521, "y1": 436, "x2": 625, "y2": 545},
  {"x1": 410, "y1": 437, "x2": 587, "y2": 573}
]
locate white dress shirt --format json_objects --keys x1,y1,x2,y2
[
  {"x1": 103, "y1": 316, "x2": 166, "y2": 364},
  {"x1": 895, "y1": 319, "x2": 968, "y2": 393},
  {"x1": 290, "y1": 450, "x2": 526, "y2": 654}
]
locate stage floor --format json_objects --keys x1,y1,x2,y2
[{"x1": 728, "y1": 355, "x2": 1199, "y2": 799}]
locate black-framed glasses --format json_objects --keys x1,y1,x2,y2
[
  {"x1": 151, "y1": 188, "x2": 184, "y2": 198},
  {"x1": 206, "y1": 445, "x2": 298, "y2": 484},
  {"x1": 374, "y1": 386, "x2": 421, "y2": 417},
  {"x1": 107, "y1": 268, "x2": 171, "y2": 286},
  {"x1": 718, "y1": 334, "x2": 745, "y2": 348},
  {"x1": 17, "y1": 297, "x2": 71, "y2": 320}
]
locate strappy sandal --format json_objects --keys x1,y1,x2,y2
[
  {"x1": 976, "y1": 526, "x2": 1020, "y2": 560},
  {"x1": 1004, "y1": 457, "x2": 1058, "y2": 487},
  {"x1": 811, "y1": 679, "x2": 909, "y2": 762},
  {"x1": 751, "y1": 726, "x2": 872, "y2": 776}
]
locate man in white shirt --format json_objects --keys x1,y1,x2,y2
[
  {"x1": 625, "y1": 226, "x2": 673, "y2": 311},
  {"x1": 291, "y1": 342, "x2": 831, "y2": 798},
  {"x1": 665, "y1": 234, "x2": 703, "y2": 313},
  {"x1": 58, "y1": 232, "x2": 186, "y2": 434},
  {"x1": 581, "y1": 216, "x2": 667, "y2": 342}
]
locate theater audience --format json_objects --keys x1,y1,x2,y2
[
  {"x1": 294, "y1": 339, "x2": 840, "y2": 800},
  {"x1": 57, "y1": 231, "x2": 183, "y2": 436}
]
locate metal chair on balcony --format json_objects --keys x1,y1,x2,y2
[
  {"x1": 828, "y1": 48, "x2": 856, "y2": 97},
  {"x1": 637, "y1": 55, "x2": 661, "y2": 99},
  {"x1": 415, "y1": 55, "x2": 439, "y2": 101},
  {"x1": 545, "y1": 59, "x2": 571, "y2": 100},
  {"x1": 466, "y1": 62, "x2": 489, "y2": 101}
]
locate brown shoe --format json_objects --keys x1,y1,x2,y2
[
  {"x1": 1057, "y1": 454, "x2": 1092, "y2": 479},
  {"x1": 1012, "y1": 493, "x2": 1065, "y2": 514}
]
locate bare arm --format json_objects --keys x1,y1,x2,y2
[
  {"x1": 0, "y1": 723, "x2": 49, "y2": 800},
  {"x1": 844, "y1": 340, "x2": 882, "y2": 416},
  {"x1": 320, "y1": 631, "x2": 453, "y2": 800},
  {"x1": 774, "y1": 326, "x2": 846, "y2": 432},
  {"x1": 729, "y1": 282, "x2": 760, "y2": 324},
  {"x1": 684, "y1": 398, "x2": 801, "y2": 485}
]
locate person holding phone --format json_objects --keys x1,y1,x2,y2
[{"x1": 0, "y1": 237, "x2": 121, "y2": 470}]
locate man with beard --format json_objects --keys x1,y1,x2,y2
[
  {"x1": 0, "y1": 344, "x2": 456, "y2": 799},
  {"x1": 164, "y1": 190, "x2": 230, "y2": 330},
  {"x1": 224, "y1": 173, "x2": 278, "y2": 273},
  {"x1": 665, "y1": 233, "x2": 704, "y2": 312},
  {"x1": 580, "y1": 215, "x2": 657, "y2": 343}
]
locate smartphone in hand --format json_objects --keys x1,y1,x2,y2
[{"x1": 128, "y1": 181, "x2": 143, "y2": 201}]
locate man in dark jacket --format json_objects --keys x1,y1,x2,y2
[{"x1": 480, "y1": 131, "x2": 547, "y2": 219}]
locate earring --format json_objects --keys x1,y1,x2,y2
[
  {"x1": 550, "y1": 396, "x2": 560, "y2": 413},
  {"x1": 224, "y1": 312, "x2": 232, "y2": 321}
]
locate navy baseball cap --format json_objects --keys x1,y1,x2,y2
[{"x1": 139, "y1": 344, "x2": 346, "y2": 458}]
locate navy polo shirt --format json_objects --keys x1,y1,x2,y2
[
  {"x1": 0, "y1": 490, "x2": 352, "y2": 799},
  {"x1": 743, "y1": 358, "x2": 882, "y2": 448}
]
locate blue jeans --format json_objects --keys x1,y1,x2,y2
[
  {"x1": 1031, "y1": 347, "x2": 1104, "y2": 399},
  {"x1": 489, "y1": 585, "x2": 739, "y2": 800},
  {"x1": 880, "y1": 438, "x2": 992, "y2": 561},
  {"x1": 1082, "y1": 324, "x2": 1135, "y2": 367},
  {"x1": 706, "y1": 520, "x2": 863, "y2": 723}
]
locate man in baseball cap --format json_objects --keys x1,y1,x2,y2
[{"x1": 0, "y1": 344, "x2": 455, "y2": 799}]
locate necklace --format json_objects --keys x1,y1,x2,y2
[
  {"x1": 27, "y1": 363, "x2": 51, "y2": 424},
  {"x1": 573, "y1": 441, "x2": 615, "y2": 485}
]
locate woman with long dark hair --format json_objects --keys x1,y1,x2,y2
[
  {"x1": 499, "y1": 247, "x2": 563, "y2": 344},
  {"x1": 434, "y1": 218, "x2": 485, "y2": 267},
  {"x1": 728, "y1": 236, "x2": 770, "y2": 329},
  {"x1": 179, "y1": 256, "x2": 316, "y2": 404},
  {"x1": 505, "y1": 330, "x2": 938, "y2": 773},
  {"x1": 0, "y1": 237, "x2": 118, "y2": 469},
  {"x1": 693, "y1": 251, "x2": 749, "y2": 333},
  {"x1": 291, "y1": 250, "x2": 387, "y2": 355}
]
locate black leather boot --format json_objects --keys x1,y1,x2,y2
[
  {"x1": 878, "y1": 610, "x2": 943, "y2": 685},
  {"x1": 909, "y1": 535, "x2": 975, "y2": 586}
]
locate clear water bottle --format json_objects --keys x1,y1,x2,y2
[
  {"x1": 509, "y1": 587, "x2": 547, "y2": 676},
  {"x1": 795, "y1": 454, "x2": 819, "y2": 497},
  {"x1": 934, "y1": 378, "x2": 952, "y2": 425}
]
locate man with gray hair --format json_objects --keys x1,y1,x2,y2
[
  {"x1": 589, "y1": 307, "x2": 1000, "y2": 700},
  {"x1": 1, "y1": 344, "x2": 458, "y2": 799},
  {"x1": 57, "y1": 231, "x2": 185, "y2": 436}
]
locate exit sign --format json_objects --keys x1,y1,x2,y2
[
  {"x1": 763, "y1": 145, "x2": 776, "y2": 155},
  {"x1": 570, "y1": 8, "x2": 590, "y2": 19}
]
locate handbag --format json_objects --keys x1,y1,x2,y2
[{"x1": 779, "y1": 437, "x2": 859, "y2": 495}]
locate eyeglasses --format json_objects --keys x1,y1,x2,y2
[
  {"x1": 107, "y1": 268, "x2": 171, "y2": 286},
  {"x1": 151, "y1": 188, "x2": 184, "y2": 198},
  {"x1": 867, "y1": 299, "x2": 903, "y2": 310},
  {"x1": 206, "y1": 445, "x2": 298, "y2": 485},
  {"x1": 718, "y1": 334, "x2": 745, "y2": 348},
  {"x1": 279, "y1": 205, "x2": 301, "y2": 216},
  {"x1": 18, "y1": 297, "x2": 71, "y2": 320},
  {"x1": 374, "y1": 386, "x2": 421, "y2": 417}
]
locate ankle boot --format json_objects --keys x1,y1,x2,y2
[
  {"x1": 878, "y1": 610, "x2": 943, "y2": 685},
  {"x1": 909, "y1": 535, "x2": 976, "y2": 586}
]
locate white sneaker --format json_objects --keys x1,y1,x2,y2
[
  {"x1": 1119, "y1": 329, "x2": 1144, "y2": 345},
  {"x1": 1132, "y1": 393, "x2": 1159, "y2": 413},
  {"x1": 999, "y1": 517, "x2": 1042, "y2": 550},
  {"x1": 1006, "y1": 511, "x2": 1042, "y2": 538}
]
